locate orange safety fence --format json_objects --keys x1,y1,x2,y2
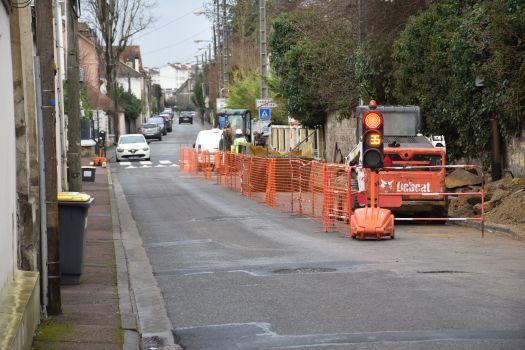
[{"x1": 178, "y1": 148, "x2": 485, "y2": 237}]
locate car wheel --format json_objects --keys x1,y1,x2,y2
[
  {"x1": 145, "y1": 157, "x2": 150, "y2": 161},
  {"x1": 190, "y1": 121, "x2": 193, "y2": 124},
  {"x1": 159, "y1": 136, "x2": 162, "y2": 141},
  {"x1": 116, "y1": 157, "x2": 120, "y2": 163}
]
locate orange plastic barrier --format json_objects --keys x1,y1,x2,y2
[{"x1": 178, "y1": 148, "x2": 484, "y2": 237}]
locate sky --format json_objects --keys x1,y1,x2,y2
[{"x1": 132, "y1": 0, "x2": 213, "y2": 68}]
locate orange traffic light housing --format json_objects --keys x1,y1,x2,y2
[{"x1": 362, "y1": 110, "x2": 384, "y2": 169}]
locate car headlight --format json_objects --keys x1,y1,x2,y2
[
  {"x1": 142, "y1": 147, "x2": 149, "y2": 151},
  {"x1": 117, "y1": 147, "x2": 124, "y2": 152}
]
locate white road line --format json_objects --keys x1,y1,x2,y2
[
  {"x1": 170, "y1": 164, "x2": 179, "y2": 167},
  {"x1": 154, "y1": 165, "x2": 166, "y2": 168},
  {"x1": 141, "y1": 165, "x2": 152, "y2": 168},
  {"x1": 120, "y1": 162, "x2": 131, "y2": 166},
  {"x1": 125, "y1": 166, "x2": 138, "y2": 169},
  {"x1": 140, "y1": 161, "x2": 152, "y2": 165},
  {"x1": 159, "y1": 160, "x2": 172, "y2": 165}
]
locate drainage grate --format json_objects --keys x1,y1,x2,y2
[
  {"x1": 417, "y1": 270, "x2": 467, "y2": 274},
  {"x1": 272, "y1": 267, "x2": 337, "y2": 274}
]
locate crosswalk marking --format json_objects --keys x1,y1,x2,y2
[{"x1": 117, "y1": 159, "x2": 179, "y2": 170}]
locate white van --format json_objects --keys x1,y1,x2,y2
[{"x1": 194, "y1": 129, "x2": 223, "y2": 163}]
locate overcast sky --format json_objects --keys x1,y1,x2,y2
[{"x1": 132, "y1": 0, "x2": 213, "y2": 68}]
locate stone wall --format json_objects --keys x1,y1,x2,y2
[
  {"x1": 323, "y1": 110, "x2": 358, "y2": 163},
  {"x1": 505, "y1": 126, "x2": 525, "y2": 178}
]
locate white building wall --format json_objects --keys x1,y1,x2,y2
[
  {"x1": 158, "y1": 65, "x2": 191, "y2": 91},
  {"x1": 0, "y1": 5, "x2": 17, "y2": 294},
  {"x1": 117, "y1": 76, "x2": 142, "y2": 100}
]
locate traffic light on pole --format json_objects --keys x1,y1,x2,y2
[{"x1": 362, "y1": 105, "x2": 384, "y2": 169}]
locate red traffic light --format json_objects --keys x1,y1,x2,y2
[{"x1": 363, "y1": 112, "x2": 383, "y2": 129}]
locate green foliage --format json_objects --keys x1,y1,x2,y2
[
  {"x1": 226, "y1": 71, "x2": 288, "y2": 124},
  {"x1": 483, "y1": 0, "x2": 525, "y2": 138},
  {"x1": 269, "y1": 11, "x2": 358, "y2": 127},
  {"x1": 191, "y1": 79, "x2": 206, "y2": 117},
  {"x1": 392, "y1": 0, "x2": 524, "y2": 163},
  {"x1": 152, "y1": 83, "x2": 162, "y2": 113},
  {"x1": 63, "y1": 81, "x2": 92, "y2": 121},
  {"x1": 116, "y1": 86, "x2": 142, "y2": 120}
]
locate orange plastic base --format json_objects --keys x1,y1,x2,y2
[
  {"x1": 350, "y1": 208, "x2": 395, "y2": 240},
  {"x1": 93, "y1": 156, "x2": 107, "y2": 166}
]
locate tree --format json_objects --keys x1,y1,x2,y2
[
  {"x1": 393, "y1": 1, "x2": 495, "y2": 162},
  {"x1": 152, "y1": 83, "x2": 162, "y2": 113},
  {"x1": 191, "y1": 80, "x2": 206, "y2": 124},
  {"x1": 83, "y1": 0, "x2": 155, "y2": 137},
  {"x1": 269, "y1": 10, "x2": 358, "y2": 127},
  {"x1": 117, "y1": 86, "x2": 142, "y2": 120},
  {"x1": 227, "y1": 71, "x2": 288, "y2": 124}
]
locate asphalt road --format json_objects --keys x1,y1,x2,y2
[{"x1": 111, "y1": 123, "x2": 525, "y2": 350}]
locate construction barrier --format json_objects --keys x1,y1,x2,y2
[{"x1": 179, "y1": 148, "x2": 485, "y2": 237}]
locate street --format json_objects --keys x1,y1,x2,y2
[{"x1": 109, "y1": 123, "x2": 525, "y2": 350}]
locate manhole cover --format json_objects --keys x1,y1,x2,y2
[
  {"x1": 417, "y1": 270, "x2": 467, "y2": 274},
  {"x1": 272, "y1": 267, "x2": 337, "y2": 274}
]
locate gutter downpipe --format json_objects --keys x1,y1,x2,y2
[{"x1": 35, "y1": 56, "x2": 48, "y2": 317}]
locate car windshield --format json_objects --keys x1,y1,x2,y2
[
  {"x1": 142, "y1": 124, "x2": 156, "y2": 128},
  {"x1": 119, "y1": 135, "x2": 145, "y2": 144},
  {"x1": 148, "y1": 118, "x2": 164, "y2": 124}
]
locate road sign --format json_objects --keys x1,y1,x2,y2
[
  {"x1": 256, "y1": 99, "x2": 277, "y2": 109},
  {"x1": 259, "y1": 107, "x2": 271, "y2": 121},
  {"x1": 216, "y1": 98, "x2": 228, "y2": 112}
]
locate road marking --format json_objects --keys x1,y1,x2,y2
[
  {"x1": 159, "y1": 160, "x2": 172, "y2": 165},
  {"x1": 120, "y1": 161, "x2": 131, "y2": 166},
  {"x1": 155, "y1": 165, "x2": 166, "y2": 168},
  {"x1": 140, "y1": 161, "x2": 152, "y2": 165},
  {"x1": 125, "y1": 166, "x2": 138, "y2": 169},
  {"x1": 141, "y1": 165, "x2": 152, "y2": 168},
  {"x1": 170, "y1": 164, "x2": 179, "y2": 167}
]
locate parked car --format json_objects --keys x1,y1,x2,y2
[
  {"x1": 159, "y1": 113, "x2": 173, "y2": 132},
  {"x1": 115, "y1": 134, "x2": 150, "y2": 162},
  {"x1": 140, "y1": 123, "x2": 162, "y2": 141},
  {"x1": 179, "y1": 113, "x2": 193, "y2": 124},
  {"x1": 194, "y1": 128, "x2": 223, "y2": 165},
  {"x1": 148, "y1": 116, "x2": 167, "y2": 135}
]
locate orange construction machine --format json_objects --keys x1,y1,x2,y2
[{"x1": 347, "y1": 105, "x2": 448, "y2": 218}]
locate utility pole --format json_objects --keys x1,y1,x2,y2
[
  {"x1": 67, "y1": 0, "x2": 82, "y2": 191},
  {"x1": 36, "y1": 0, "x2": 61, "y2": 315},
  {"x1": 216, "y1": 0, "x2": 222, "y2": 94},
  {"x1": 222, "y1": 0, "x2": 229, "y2": 90},
  {"x1": 259, "y1": 0, "x2": 268, "y2": 99}
]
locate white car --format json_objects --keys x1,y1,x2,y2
[
  {"x1": 115, "y1": 134, "x2": 151, "y2": 162},
  {"x1": 194, "y1": 128, "x2": 223, "y2": 164}
]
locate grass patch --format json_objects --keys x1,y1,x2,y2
[{"x1": 32, "y1": 319, "x2": 74, "y2": 347}]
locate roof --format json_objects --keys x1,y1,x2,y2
[
  {"x1": 116, "y1": 60, "x2": 143, "y2": 78},
  {"x1": 84, "y1": 82, "x2": 114, "y2": 111},
  {"x1": 116, "y1": 46, "x2": 144, "y2": 72}
]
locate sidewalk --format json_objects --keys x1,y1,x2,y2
[{"x1": 32, "y1": 165, "x2": 136, "y2": 349}]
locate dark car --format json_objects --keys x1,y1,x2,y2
[
  {"x1": 159, "y1": 113, "x2": 173, "y2": 132},
  {"x1": 148, "y1": 116, "x2": 167, "y2": 135},
  {"x1": 179, "y1": 113, "x2": 193, "y2": 124},
  {"x1": 140, "y1": 123, "x2": 162, "y2": 141}
]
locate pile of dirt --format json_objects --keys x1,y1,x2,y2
[
  {"x1": 486, "y1": 190, "x2": 525, "y2": 225},
  {"x1": 447, "y1": 173, "x2": 525, "y2": 231}
]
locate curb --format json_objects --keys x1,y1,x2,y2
[
  {"x1": 109, "y1": 167, "x2": 181, "y2": 350},
  {"x1": 450, "y1": 220, "x2": 525, "y2": 242}
]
